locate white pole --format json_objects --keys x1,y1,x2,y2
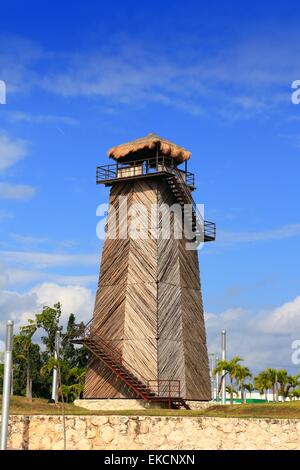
[
  {"x1": 51, "y1": 330, "x2": 60, "y2": 403},
  {"x1": 1, "y1": 320, "x2": 14, "y2": 450},
  {"x1": 221, "y1": 330, "x2": 226, "y2": 405},
  {"x1": 215, "y1": 354, "x2": 219, "y2": 402},
  {"x1": 209, "y1": 353, "x2": 215, "y2": 401}
]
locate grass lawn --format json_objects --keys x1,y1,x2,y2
[{"x1": 1, "y1": 396, "x2": 300, "y2": 419}]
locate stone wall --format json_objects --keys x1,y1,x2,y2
[{"x1": 7, "y1": 415, "x2": 300, "y2": 450}]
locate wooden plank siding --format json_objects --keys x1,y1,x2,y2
[{"x1": 83, "y1": 178, "x2": 211, "y2": 400}]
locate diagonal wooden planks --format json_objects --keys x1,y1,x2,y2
[{"x1": 84, "y1": 177, "x2": 211, "y2": 401}]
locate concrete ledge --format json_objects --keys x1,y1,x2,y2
[
  {"x1": 74, "y1": 399, "x2": 168, "y2": 411},
  {"x1": 74, "y1": 399, "x2": 211, "y2": 411}
]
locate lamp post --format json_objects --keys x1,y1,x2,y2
[
  {"x1": 221, "y1": 330, "x2": 226, "y2": 405},
  {"x1": 50, "y1": 330, "x2": 60, "y2": 403},
  {"x1": 1, "y1": 320, "x2": 14, "y2": 450},
  {"x1": 215, "y1": 354, "x2": 220, "y2": 402},
  {"x1": 209, "y1": 353, "x2": 216, "y2": 401}
]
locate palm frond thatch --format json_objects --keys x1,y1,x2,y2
[{"x1": 107, "y1": 132, "x2": 191, "y2": 163}]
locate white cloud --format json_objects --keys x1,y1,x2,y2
[
  {"x1": 262, "y1": 296, "x2": 300, "y2": 335},
  {"x1": 0, "y1": 289, "x2": 38, "y2": 325},
  {"x1": 31, "y1": 283, "x2": 94, "y2": 322},
  {"x1": 218, "y1": 224, "x2": 300, "y2": 244},
  {"x1": 0, "y1": 34, "x2": 42, "y2": 93},
  {"x1": 0, "y1": 132, "x2": 28, "y2": 172},
  {"x1": 35, "y1": 31, "x2": 300, "y2": 116},
  {"x1": 0, "y1": 210, "x2": 13, "y2": 221},
  {"x1": 0, "y1": 250, "x2": 98, "y2": 269},
  {"x1": 0, "y1": 263, "x2": 9, "y2": 288},
  {"x1": 1, "y1": 31, "x2": 300, "y2": 117},
  {"x1": 1, "y1": 268, "x2": 97, "y2": 288},
  {"x1": 9, "y1": 233, "x2": 77, "y2": 249},
  {"x1": 0, "y1": 282, "x2": 95, "y2": 350},
  {"x1": 0, "y1": 131, "x2": 35, "y2": 202},
  {"x1": 206, "y1": 297, "x2": 300, "y2": 373},
  {"x1": 0, "y1": 182, "x2": 36, "y2": 201},
  {"x1": 9, "y1": 111, "x2": 79, "y2": 126}
]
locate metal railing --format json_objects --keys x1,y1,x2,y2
[
  {"x1": 96, "y1": 156, "x2": 216, "y2": 242},
  {"x1": 203, "y1": 220, "x2": 216, "y2": 240},
  {"x1": 96, "y1": 156, "x2": 196, "y2": 189},
  {"x1": 147, "y1": 380, "x2": 181, "y2": 399},
  {"x1": 166, "y1": 165, "x2": 216, "y2": 242},
  {"x1": 74, "y1": 320, "x2": 183, "y2": 402}
]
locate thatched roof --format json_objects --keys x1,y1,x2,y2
[{"x1": 107, "y1": 133, "x2": 191, "y2": 163}]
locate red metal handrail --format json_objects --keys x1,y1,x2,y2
[
  {"x1": 147, "y1": 380, "x2": 181, "y2": 399},
  {"x1": 77, "y1": 320, "x2": 183, "y2": 402},
  {"x1": 83, "y1": 320, "x2": 150, "y2": 387}
]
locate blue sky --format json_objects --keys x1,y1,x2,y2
[{"x1": 1, "y1": 0, "x2": 300, "y2": 373}]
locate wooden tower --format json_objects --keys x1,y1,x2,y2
[{"x1": 81, "y1": 134, "x2": 216, "y2": 405}]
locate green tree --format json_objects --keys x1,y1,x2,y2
[
  {"x1": 61, "y1": 314, "x2": 88, "y2": 368},
  {"x1": 213, "y1": 356, "x2": 244, "y2": 404},
  {"x1": 39, "y1": 311, "x2": 87, "y2": 402},
  {"x1": 292, "y1": 387, "x2": 300, "y2": 399},
  {"x1": 276, "y1": 369, "x2": 289, "y2": 401},
  {"x1": 36, "y1": 303, "x2": 62, "y2": 355},
  {"x1": 244, "y1": 382, "x2": 254, "y2": 400},
  {"x1": 59, "y1": 367, "x2": 86, "y2": 402},
  {"x1": 7, "y1": 305, "x2": 87, "y2": 402},
  {"x1": 235, "y1": 365, "x2": 252, "y2": 403},
  {"x1": 12, "y1": 334, "x2": 43, "y2": 399},
  {"x1": 264, "y1": 368, "x2": 278, "y2": 402},
  {"x1": 12, "y1": 322, "x2": 38, "y2": 400},
  {"x1": 226, "y1": 385, "x2": 238, "y2": 400},
  {"x1": 254, "y1": 371, "x2": 271, "y2": 401},
  {"x1": 281, "y1": 373, "x2": 300, "y2": 400}
]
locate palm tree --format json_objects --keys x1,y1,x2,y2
[
  {"x1": 13, "y1": 323, "x2": 37, "y2": 401},
  {"x1": 244, "y1": 383, "x2": 254, "y2": 400},
  {"x1": 277, "y1": 369, "x2": 289, "y2": 401},
  {"x1": 59, "y1": 367, "x2": 86, "y2": 402},
  {"x1": 213, "y1": 356, "x2": 243, "y2": 404},
  {"x1": 226, "y1": 385, "x2": 238, "y2": 400},
  {"x1": 292, "y1": 387, "x2": 300, "y2": 399},
  {"x1": 265, "y1": 368, "x2": 278, "y2": 401},
  {"x1": 67, "y1": 367, "x2": 86, "y2": 399},
  {"x1": 285, "y1": 374, "x2": 300, "y2": 400},
  {"x1": 235, "y1": 365, "x2": 252, "y2": 403},
  {"x1": 254, "y1": 371, "x2": 271, "y2": 401}
]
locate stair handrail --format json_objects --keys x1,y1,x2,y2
[
  {"x1": 76, "y1": 321, "x2": 188, "y2": 404},
  {"x1": 82, "y1": 320, "x2": 151, "y2": 388},
  {"x1": 147, "y1": 380, "x2": 181, "y2": 398},
  {"x1": 163, "y1": 164, "x2": 205, "y2": 240}
]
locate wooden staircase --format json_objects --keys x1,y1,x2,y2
[
  {"x1": 164, "y1": 166, "x2": 216, "y2": 244},
  {"x1": 73, "y1": 321, "x2": 191, "y2": 410}
]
